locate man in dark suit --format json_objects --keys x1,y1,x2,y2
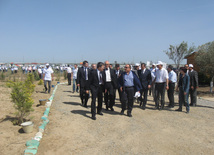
[
  {"x1": 188, "y1": 64, "x2": 198, "y2": 106},
  {"x1": 137, "y1": 63, "x2": 152, "y2": 110},
  {"x1": 103, "y1": 61, "x2": 117, "y2": 111},
  {"x1": 89, "y1": 62, "x2": 105, "y2": 120},
  {"x1": 115, "y1": 64, "x2": 123, "y2": 101},
  {"x1": 77, "y1": 60, "x2": 90, "y2": 108},
  {"x1": 118, "y1": 64, "x2": 142, "y2": 117}
]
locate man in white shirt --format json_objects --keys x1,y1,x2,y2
[
  {"x1": 150, "y1": 63, "x2": 156, "y2": 101},
  {"x1": 167, "y1": 65, "x2": 177, "y2": 108},
  {"x1": 154, "y1": 61, "x2": 169, "y2": 110},
  {"x1": 43, "y1": 63, "x2": 54, "y2": 93},
  {"x1": 38, "y1": 66, "x2": 43, "y2": 79},
  {"x1": 72, "y1": 64, "x2": 79, "y2": 93},
  {"x1": 67, "y1": 65, "x2": 72, "y2": 85}
]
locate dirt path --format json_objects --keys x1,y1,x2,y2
[{"x1": 37, "y1": 84, "x2": 214, "y2": 155}]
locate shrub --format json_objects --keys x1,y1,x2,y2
[
  {"x1": 0, "y1": 72, "x2": 5, "y2": 81},
  {"x1": 7, "y1": 74, "x2": 35, "y2": 125},
  {"x1": 33, "y1": 71, "x2": 40, "y2": 81},
  {"x1": 64, "y1": 71, "x2": 67, "y2": 80},
  {"x1": 38, "y1": 79, "x2": 43, "y2": 85}
]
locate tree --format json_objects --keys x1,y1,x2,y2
[
  {"x1": 195, "y1": 41, "x2": 214, "y2": 93},
  {"x1": 164, "y1": 41, "x2": 195, "y2": 68},
  {"x1": 7, "y1": 74, "x2": 35, "y2": 125}
]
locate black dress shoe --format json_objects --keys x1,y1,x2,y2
[
  {"x1": 97, "y1": 112, "x2": 103, "y2": 115},
  {"x1": 110, "y1": 107, "x2": 114, "y2": 111},
  {"x1": 120, "y1": 110, "x2": 124, "y2": 115},
  {"x1": 186, "y1": 111, "x2": 189, "y2": 114},
  {"x1": 91, "y1": 116, "x2": 96, "y2": 120},
  {"x1": 105, "y1": 108, "x2": 109, "y2": 111},
  {"x1": 175, "y1": 109, "x2": 182, "y2": 112},
  {"x1": 84, "y1": 105, "x2": 88, "y2": 108},
  {"x1": 127, "y1": 113, "x2": 132, "y2": 117},
  {"x1": 142, "y1": 106, "x2": 145, "y2": 110}
]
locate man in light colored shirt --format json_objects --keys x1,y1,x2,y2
[
  {"x1": 150, "y1": 63, "x2": 156, "y2": 101},
  {"x1": 38, "y1": 66, "x2": 43, "y2": 79},
  {"x1": 72, "y1": 64, "x2": 79, "y2": 93},
  {"x1": 154, "y1": 61, "x2": 169, "y2": 110},
  {"x1": 67, "y1": 65, "x2": 72, "y2": 85},
  {"x1": 167, "y1": 65, "x2": 177, "y2": 108},
  {"x1": 43, "y1": 63, "x2": 54, "y2": 93},
  {"x1": 118, "y1": 64, "x2": 142, "y2": 117}
]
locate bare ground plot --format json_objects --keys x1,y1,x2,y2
[
  {"x1": 37, "y1": 84, "x2": 214, "y2": 155},
  {"x1": 0, "y1": 81, "x2": 58, "y2": 155}
]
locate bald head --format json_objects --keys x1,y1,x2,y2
[{"x1": 105, "y1": 61, "x2": 110, "y2": 68}]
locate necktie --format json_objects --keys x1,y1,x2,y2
[
  {"x1": 84, "y1": 68, "x2": 87, "y2": 80},
  {"x1": 99, "y1": 72, "x2": 102, "y2": 84}
]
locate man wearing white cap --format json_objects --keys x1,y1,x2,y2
[
  {"x1": 43, "y1": 63, "x2": 54, "y2": 93},
  {"x1": 188, "y1": 64, "x2": 198, "y2": 106},
  {"x1": 154, "y1": 61, "x2": 169, "y2": 110}
]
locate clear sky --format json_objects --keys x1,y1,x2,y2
[{"x1": 0, "y1": 0, "x2": 214, "y2": 64}]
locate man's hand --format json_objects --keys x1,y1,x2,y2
[
  {"x1": 191, "y1": 86, "x2": 194, "y2": 90},
  {"x1": 77, "y1": 84, "x2": 80, "y2": 87},
  {"x1": 176, "y1": 88, "x2": 179, "y2": 92},
  {"x1": 86, "y1": 90, "x2": 89, "y2": 94},
  {"x1": 105, "y1": 89, "x2": 107, "y2": 93},
  {"x1": 166, "y1": 86, "x2": 169, "y2": 90},
  {"x1": 148, "y1": 85, "x2": 151, "y2": 89},
  {"x1": 184, "y1": 92, "x2": 187, "y2": 95},
  {"x1": 120, "y1": 87, "x2": 123, "y2": 92}
]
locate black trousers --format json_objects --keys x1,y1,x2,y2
[
  {"x1": 44, "y1": 80, "x2": 51, "y2": 93},
  {"x1": 122, "y1": 87, "x2": 135, "y2": 114},
  {"x1": 91, "y1": 85, "x2": 104, "y2": 116},
  {"x1": 167, "y1": 83, "x2": 175, "y2": 107},
  {"x1": 155, "y1": 83, "x2": 166, "y2": 108},
  {"x1": 140, "y1": 88, "x2": 148, "y2": 107},
  {"x1": 104, "y1": 82, "x2": 115, "y2": 109},
  {"x1": 80, "y1": 86, "x2": 89, "y2": 106},
  {"x1": 189, "y1": 88, "x2": 197, "y2": 105},
  {"x1": 67, "y1": 73, "x2": 71, "y2": 85}
]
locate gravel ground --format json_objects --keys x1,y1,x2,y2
[{"x1": 37, "y1": 84, "x2": 214, "y2": 155}]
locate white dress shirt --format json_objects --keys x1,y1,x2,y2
[
  {"x1": 43, "y1": 67, "x2": 54, "y2": 81},
  {"x1": 105, "y1": 68, "x2": 111, "y2": 82},
  {"x1": 67, "y1": 67, "x2": 72, "y2": 73},
  {"x1": 155, "y1": 68, "x2": 169, "y2": 83},
  {"x1": 168, "y1": 70, "x2": 177, "y2": 83}
]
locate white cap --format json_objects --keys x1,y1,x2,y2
[
  {"x1": 189, "y1": 64, "x2": 193, "y2": 68},
  {"x1": 152, "y1": 63, "x2": 156, "y2": 66},
  {"x1": 134, "y1": 63, "x2": 140, "y2": 66},
  {"x1": 157, "y1": 61, "x2": 163, "y2": 65},
  {"x1": 46, "y1": 63, "x2": 49, "y2": 66}
]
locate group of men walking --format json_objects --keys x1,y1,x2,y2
[{"x1": 76, "y1": 60, "x2": 199, "y2": 120}]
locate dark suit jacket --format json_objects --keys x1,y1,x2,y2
[
  {"x1": 115, "y1": 69, "x2": 123, "y2": 79},
  {"x1": 89, "y1": 69, "x2": 102, "y2": 89},
  {"x1": 137, "y1": 69, "x2": 152, "y2": 90},
  {"x1": 102, "y1": 68, "x2": 117, "y2": 89},
  {"x1": 178, "y1": 73, "x2": 190, "y2": 93},
  {"x1": 118, "y1": 71, "x2": 142, "y2": 91},
  {"x1": 188, "y1": 70, "x2": 198, "y2": 88},
  {"x1": 76, "y1": 67, "x2": 90, "y2": 89}
]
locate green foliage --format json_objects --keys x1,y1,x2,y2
[
  {"x1": 7, "y1": 73, "x2": 35, "y2": 125},
  {"x1": 0, "y1": 72, "x2": 5, "y2": 81},
  {"x1": 63, "y1": 71, "x2": 67, "y2": 80},
  {"x1": 55, "y1": 72, "x2": 61, "y2": 81},
  {"x1": 33, "y1": 71, "x2": 40, "y2": 81},
  {"x1": 164, "y1": 41, "x2": 195, "y2": 68},
  {"x1": 38, "y1": 79, "x2": 43, "y2": 85},
  {"x1": 195, "y1": 41, "x2": 214, "y2": 82}
]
